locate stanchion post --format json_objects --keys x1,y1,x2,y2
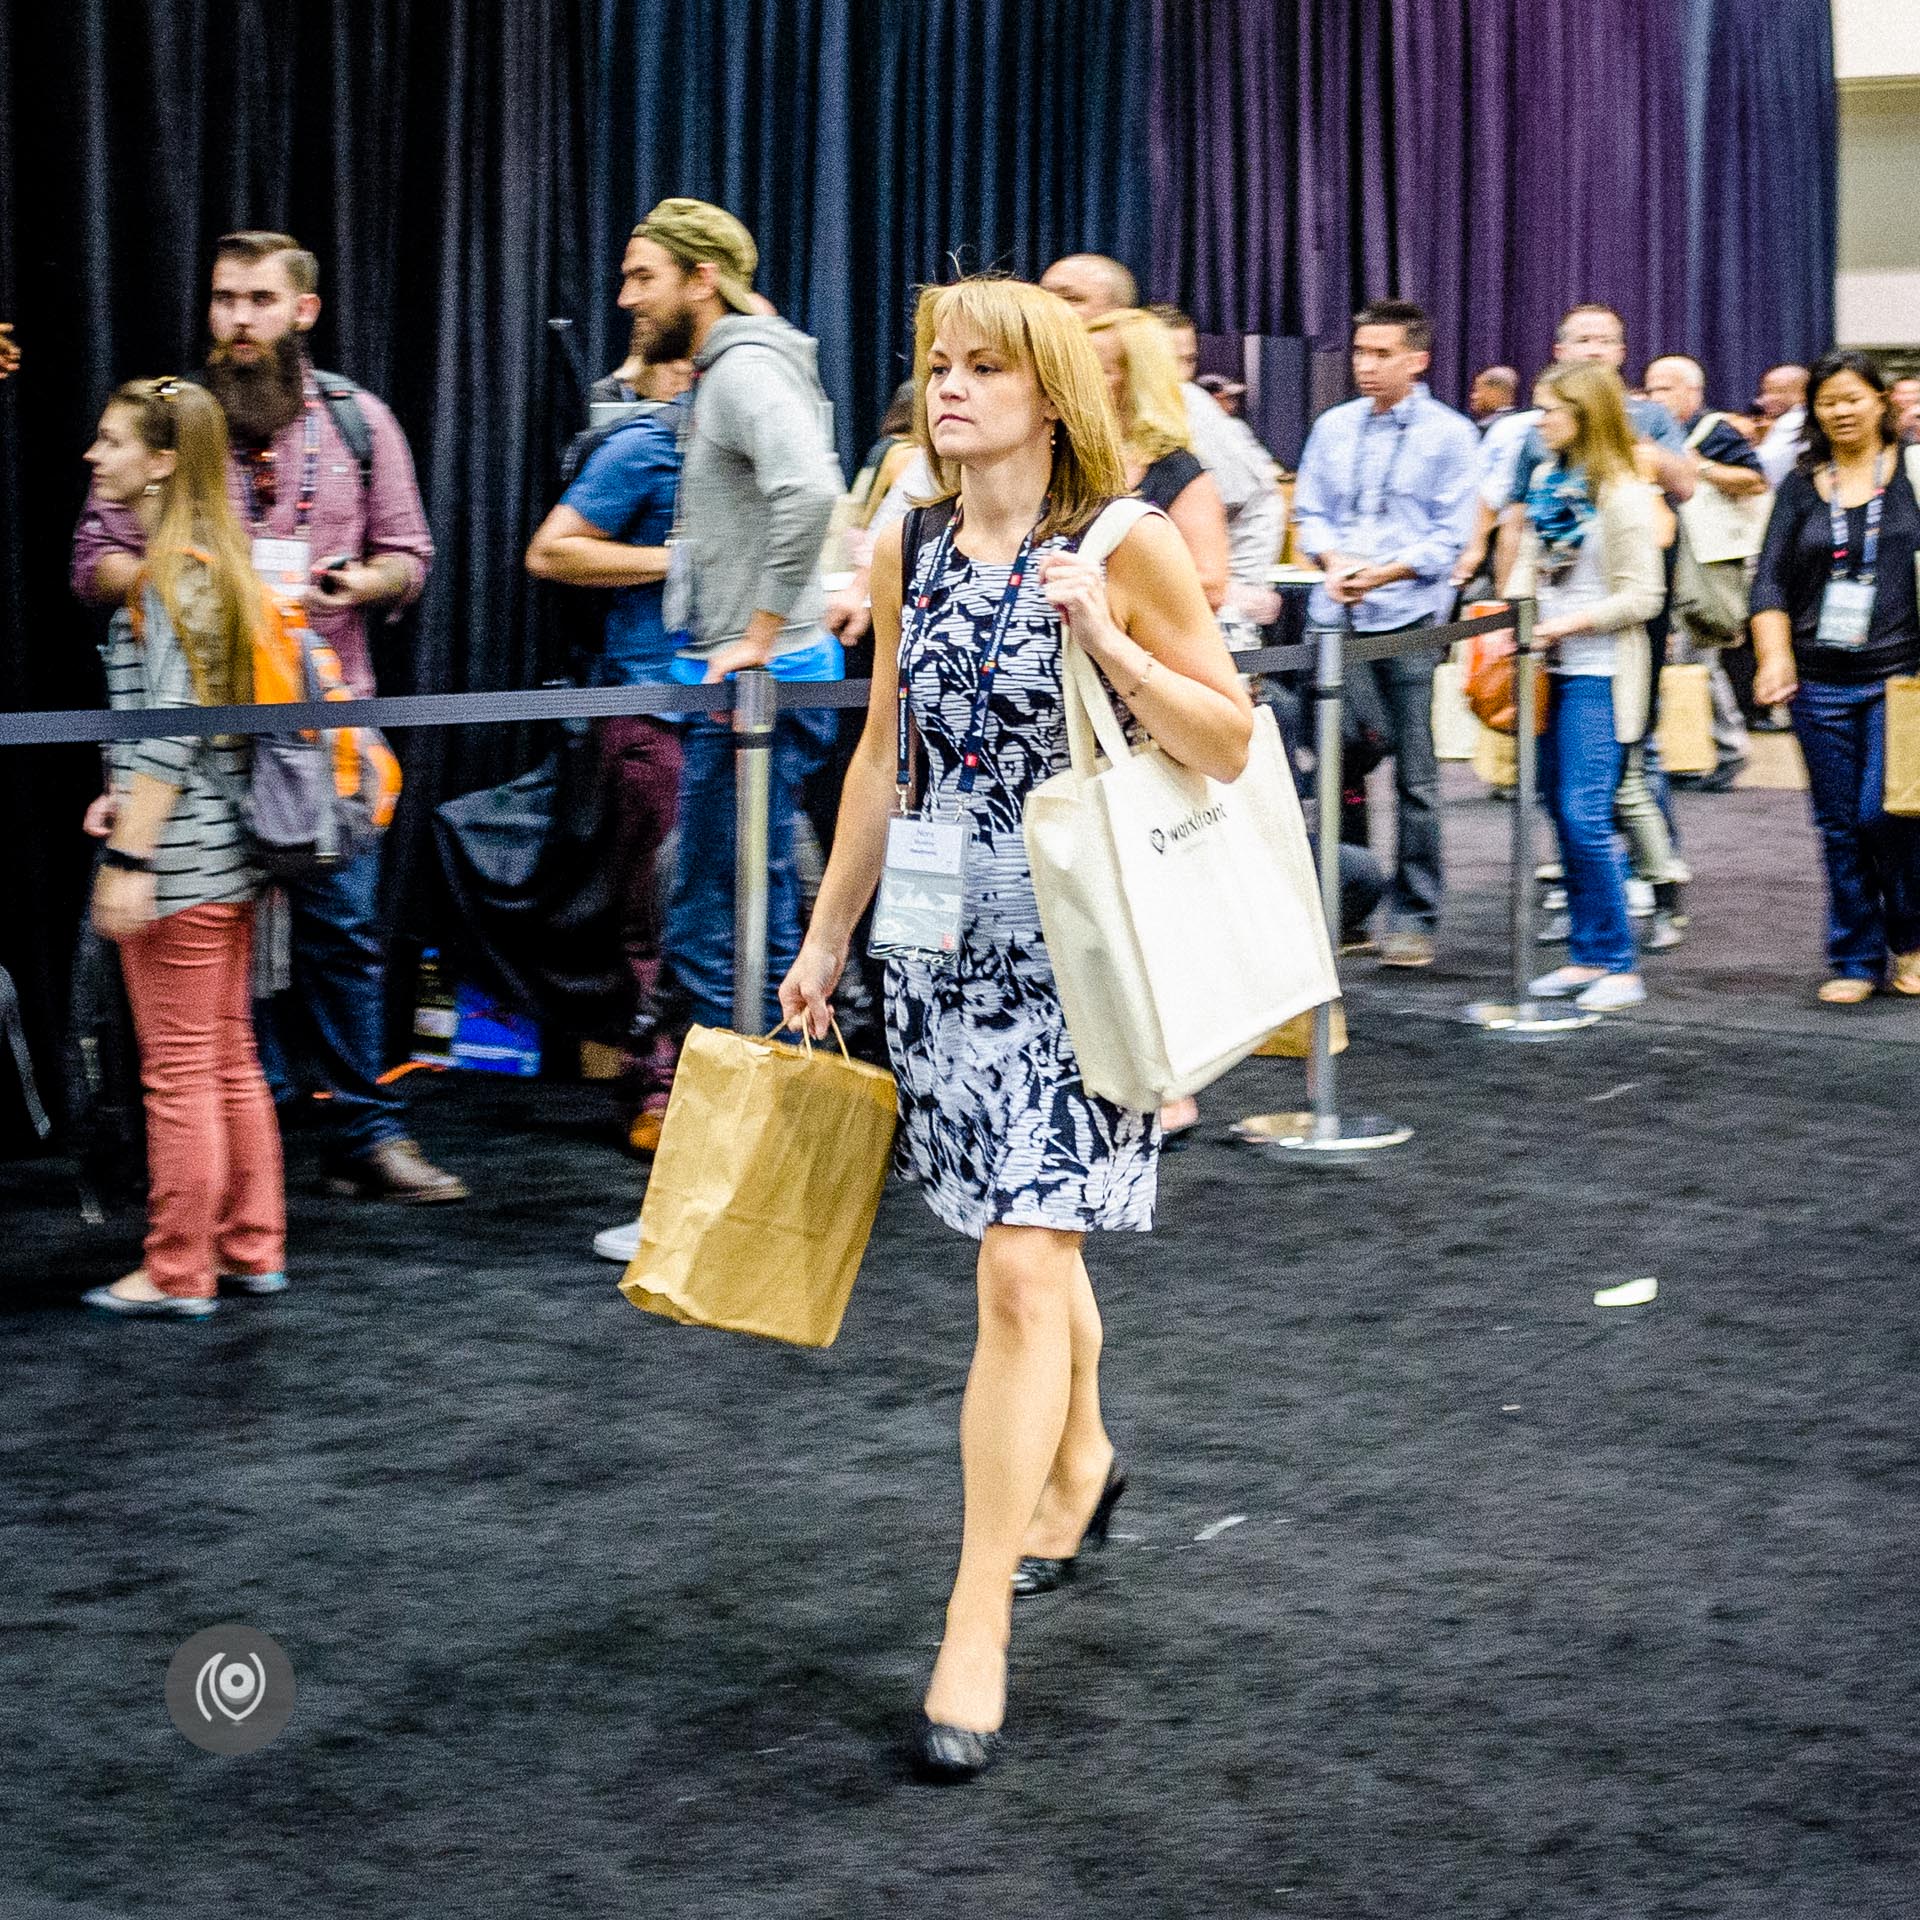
[
  {"x1": 1233, "y1": 616, "x2": 1411, "y2": 1157},
  {"x1": 1462, "y1": 596, "x2": 1598, "y2": 1038},
  {"x1": 731, "y1": 667, "x2": 775, "y2": 1033}
]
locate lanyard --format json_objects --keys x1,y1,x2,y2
[
  {"x1": 241, "y1": 387, "x2": 323, "y2": 538},
  {"x1": 1348, "y1": 406, "x2": 1412, "y2": 527},
  {"x1": 1826, "y1": 452, "x2": 1889, "y2": 583},
  {"x1": 894, "y1": 508, "x2": 1042, "y2": 807}
]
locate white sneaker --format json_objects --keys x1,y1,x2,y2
[
  {"x1": 593, "y1": 1218, "x2": 641, "y2": 1264},
  {"x1": 1645, "y1": 910, "x2": 1686, "y2": 952},
  {"x1": 1626, "y1": 879, "x2": 1655, "y2": 918},
  {"x1": 1529, "y1": 966, "x2": 1602, "y2": 1000},
  {"x1": 1574, "y1": 973, "x2": 1647, "y2": 1013}
]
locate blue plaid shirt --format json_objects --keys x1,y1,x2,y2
[{"x1": 1293, "y1": 383, "x2": 1481, "y2": 631}]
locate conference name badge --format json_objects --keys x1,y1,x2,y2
[
  {"x1": 251, "y1": 537, "x2": 311, "y2": 601},
  {"x1": 1816, "y1": 578, "x2": 1874, "y2": 650},
  {"x1": 871, "y1": 815, "x2": 967, "y2": 960}
]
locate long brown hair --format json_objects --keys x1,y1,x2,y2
[
  {"x1": 910, "y1": 277, "x2": 1127, "y2": 542},
  {"x1": 113, "y1": 378, "x2": 257, "y2": 703},
  {"x1": 1535, "y1": 362, "x2": 1640, "y2": 501}
]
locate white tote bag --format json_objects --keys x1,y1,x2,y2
[{"x1": 1022, "y1": 504, "x2": 1340, "y2": 1112}]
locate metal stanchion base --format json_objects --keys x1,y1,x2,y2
[
  {"x1": 1229, "y1": 1111, "x2": 1413, "y2": 1153},
  {"x1": 1459, "y1": 1000, "x2": 1602, "y2": 1040}
]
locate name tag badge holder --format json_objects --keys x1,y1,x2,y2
[
  {"x1": 1816, "y1": 454, "x2": 1887, "y2": 651},
  {"x1": 870, "y1": 510, "x2": 1039, "y2": 963}
]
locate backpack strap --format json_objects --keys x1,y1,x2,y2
[
  {"x1": 310, "y1": 369, "x2": 375, "y2": 497},
  {"x1": 900, "y1": 494, "x2": 958, "y2": 598}
]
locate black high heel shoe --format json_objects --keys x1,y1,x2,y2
[
  {"x1": 909, "y1": 1715, "x2": 1003, "y2": 1783},
  {"x1": 1011, "y1": 1461, "x2": 1129, "y2": 1599}
]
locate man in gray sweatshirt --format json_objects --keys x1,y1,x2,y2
[{"x1": 621, "y1": 198, "x2": 844, "y2": 1038}]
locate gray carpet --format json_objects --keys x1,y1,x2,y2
[{"x1": 2, "y1": 778, "x2": 1916, "y2": 1918}]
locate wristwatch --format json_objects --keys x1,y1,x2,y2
[{"x1": 100, "y1": 846, "x2": 155, "y2": 873}]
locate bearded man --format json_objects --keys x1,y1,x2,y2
[{"x1": 71, "y1": 231, "x2": 461, "y2": 1206}]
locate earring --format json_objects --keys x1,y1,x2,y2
[{"x1": 143, "y1": 481, "x2": 161, "y2": 497}]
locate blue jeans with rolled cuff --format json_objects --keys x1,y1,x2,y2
[
  {"x1": 1790, "y1": 677, "x2": 1920, "y2": 979},
  {"x1": 1540, "y1": 674, "x2": 1635, "y2": 974}
]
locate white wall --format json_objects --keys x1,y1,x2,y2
[
  {"x1": 1834, "y1": 0, "x2": 1920, "y2": 82},
  {"x1": 1836, "y1": 3, "x2": 1920, "y2": 345}
]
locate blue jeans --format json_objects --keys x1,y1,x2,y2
[
  {"x1": 661, "y1": 708, "x2": 835, "y2": 1032},
  {"x1": 1541, "y1": 675, "x2": 1635, "y2": 973},
  {"x1": 1791, "y1": 678, "x2": 1920, "y2": 979},
  {"x1": 254, "y1": 844, "x2": 406, "y2": 1156},
  {"x1": 1357, "y1": 637, "x2": 1443, "y2": 931}
]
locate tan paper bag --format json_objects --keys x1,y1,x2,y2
[
  {"x1": 1473, "y1": 722, "x2": 1517, "y2": 790},
  {"x1": 619, "y1": 1024, "x2": 896, "y2": 1348},
  {"x1": 1430, "y1": 656, "x2": 1479, "y2": 762},
  {"x1": 1886, "y1": 675, "x2": 1920, "y2": 817},
  {"x1": 1656, "y1": 663, "x2": 1717, "y2": 775},
  {"x1": 1255, "y1": 1001, "x2": 1348, "y2": 1058}
]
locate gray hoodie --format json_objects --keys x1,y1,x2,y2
[{"x1": 678, "y1": 315, "x2": 845, "y2": 658}]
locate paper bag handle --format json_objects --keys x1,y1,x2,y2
[{"x1": 768, "y1": 1016, "x2": 854, "y2": 1065}]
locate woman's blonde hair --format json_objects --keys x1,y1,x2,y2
[
  {"x1": 910, "y1": 277, "x2": 1127, "y2": 541},
  {"x1": 111, "y1": 379, "x2": 257, "y2": 704},
  {"x1": 1535, "y1": 361, "x2": 1640, "y2": 500},
  {"x1": 1084, "y1": 308, "x2": 1193, "y2": 465}
]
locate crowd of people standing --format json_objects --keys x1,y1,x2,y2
[{"x1": 6, "y1": 201, "x2": 1920, "y2": 1778}]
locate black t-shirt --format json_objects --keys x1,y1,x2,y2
[
  {"x1": 1135, "y1": 448, "x2": 1204, "y2": 513},
  {"x1": 1751, "y1": 456, "x2": 1920, "y2": 684}
]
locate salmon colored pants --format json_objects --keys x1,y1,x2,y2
[{"x1": 118, "y1": 902, "x2": 285, "y2": 1299}]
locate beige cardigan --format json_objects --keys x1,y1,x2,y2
[{"x1": 1508, "y1": 477, "x2": 1666, "y2": 744}]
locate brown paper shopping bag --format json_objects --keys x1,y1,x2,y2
[
  {"x1": 1887, "y1": 676, "x2": 1920, "y2": 817},
  {"x1": 1254, "y1": 1002, "x2": 1348, "y2": 1057},
  {"x1": 619, "y1": 1023, "x2": 897, "y2": 1348},
  {"x1": 1656, "y1": 663, "x2": 1717, "y2": 775}
]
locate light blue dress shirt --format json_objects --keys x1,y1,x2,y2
[{"x1": 1292, "y1": 383, "x2": 1481, "y2": 631}]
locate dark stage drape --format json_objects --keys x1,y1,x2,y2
[
  {"x1": 0, "y1": 0, "x2": 1838, "y2": 1140},
  {"x1": 1149, "y1": 0, "x2": 1834, "y2": 409},
  {"x1": 1683, "y1": 0, "x2": 1838, "y2": 406}
]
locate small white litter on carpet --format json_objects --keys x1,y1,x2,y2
[
  {"x1": 1195, "y1": 1515, "x2": 1247, "y2": 1541},
  {"x1": 1585, "y1": 1081, "x2": 1639, "y2": 1104},
  {"x1": 1501, "y1": 1404, "x2": 1521, "y2": 1413},
  {"x1": 1594, "y1": 1276, "x2": 1658, "y2": 1308}
]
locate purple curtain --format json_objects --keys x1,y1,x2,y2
[{"x1": 1149, "y1": 0, "x2": 1825, "y2": 410}]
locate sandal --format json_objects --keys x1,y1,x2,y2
[{"x1": 1817, "y1": 977, "x2": 1875, "y2": 1005}]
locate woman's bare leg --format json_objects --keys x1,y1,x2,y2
[
  {"x1": 1020, "y1": 1252, "x2": 1117, "y2": 1557},
  {"x1": 922, "y1": 1224, "x2": 1080, "y2": 1732}
]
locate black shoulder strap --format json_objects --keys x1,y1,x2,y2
[
  {"x1": 900, "y1": 494, "x2": 957, "y2": 593},
  {"x1": 311, "y1": 369, "x2": 375, "y2": 497}
]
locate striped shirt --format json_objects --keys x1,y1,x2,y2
[{"x1": 105, "y1": 562, "x2": 258, "y2": 917}]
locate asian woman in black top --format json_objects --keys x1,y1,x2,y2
[{"x1": 1751, "y1": 350, "x2": 1920, "y2": 1002}]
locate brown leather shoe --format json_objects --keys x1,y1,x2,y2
[{"x1": 326, "y1": 1138, "x2": 469, "y2": 1204}]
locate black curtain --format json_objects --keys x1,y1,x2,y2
[{"x1": 0, "y1": 0, "x2": 1151, "y2": 1136}]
